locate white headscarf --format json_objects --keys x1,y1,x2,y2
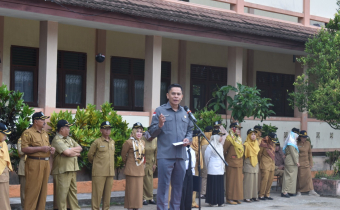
[
  {"x1": 283, "y1": 131, "x2": 299, "y2": 154},
  {"x1": 209, "y1": 134, "x2": 224, "y2": 157}
]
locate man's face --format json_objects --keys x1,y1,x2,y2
[
  {"x1": 60, "y1": 126, "x2": 70, "y2": 137},
  {"x1": 275, "y1": 145, "x2": 280, "y2": 152},
  {"x1": 35, "y1": 119, "x2": 46, "y2": 128},
  {"x1": 101, "y1": 128, "x2": 111, "y2": 137},
  {"x1": 166, "y1": 87, "x2": 183, "y2": 106}
]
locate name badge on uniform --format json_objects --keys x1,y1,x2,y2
[
  {"x1": 163, "y1": 115, "x2": 169, "y2": 117},
  {"x1": 100, "y1": 146, "x2": 105, "y2": 148}
]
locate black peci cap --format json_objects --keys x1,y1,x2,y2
[
  {"x1": 0, "y1": 123, "x2": 11, "y2": 135},
  {"x1": 292, "y1": 128, "x2": 300, "y2": 134},
  {"x1": 193, "y1": 129, "x2": 200, "y2": 137},
  {"x1": 299, "y1": 130, "x2": 309, "y2": 138},
  {"x1": 32, "y1": 112, "x2": 50, "y2": 120},
  {"x1": 133, "y1": 122, "x2": 144, "y2": 130},
  {"x1": 254, "y1": 125, "x2": 262, "y2": 132},
  {"x1": 100, "y1": 121, "x2": 113, "y2": 129},
  {"x1": 247, "y1": 128, "x2": 256, "y2": 135},
  {"x1": 230, "y1": 122, "x2": 242, "y2": 129},
  {"x1": 57, "y1": 120, "x2": 73, "y2": 130},
  {"x1": 205, "y1": 126, "x2": 213, "y2": 132},
  {"x1": 268, "y1": 132, "x2": 279, "y2": 144},
  {"x1": 212, "y1": 129, "x2": 225, "y2": 136}
]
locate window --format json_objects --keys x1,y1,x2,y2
[
  {"x1": 256, "y1": 71, "x2": 295, "y2": 117},
  {"x1": 10, "y1": 46, "x2": 39, "y2": 107},
  {"x1": 110, "y1": 56, "x2": 171, "y2": 111},
  {"x1": 190, "y1": 64, "x2": 227, "y2": 113},
  {"x1": 56, "y1": 50, "x2": 87, "y2": 108}
]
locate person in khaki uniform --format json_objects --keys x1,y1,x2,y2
[
  {"x1": 121, "y1": 122, "x2": 145, "y2": 210},
  {"x1": 254, "y1": 125, "x2": 263, "y2": 192},
  {"x1": 88, "y1": 121, "x2": 116, "y2": 210},
  {"x1": 274, "y1": 142, "x2": 285, "y2": 188},
  {"x1": 190, "y1": 130, "x2": 203, "y2": 208},
  {"x1": 243, "y1": 129, "x2": 260, "y2": 203},
  {"x1": 0, "y1": 123, "x2": 13, "y2": 210},
  {"x1": 281, "y1": 131, "x2": 299, "y2": 198},
  {"x1": 17, "y1": 136, "x2": 27, "y2": 209},
  {"x1": 224, "y1": 122, "x2": 244, "y2": 205},
  {"x1": 21, "y1": 112, "x2": 55, "y2": 210},
  {"x1": 200, "y1": 126, "x2": 212, "y2": 199},
  {"x1": 258, "y1": 132, "x2": 278, "y2": 200},
  {"x1": 296, "y1": 130, "x2": 319, "y2": 196},
  {"x1": 51, "y1": 120, "x2": 82, "y2": 210},
  {"x1": 142, "y1": 128, "x2": 157, "y2": 206}
]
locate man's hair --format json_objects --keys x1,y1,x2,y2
[{"x1": 167, "y1": 84, "x2": 183, "y2": 92}]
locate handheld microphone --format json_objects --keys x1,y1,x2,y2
[{"x1": 184, "y1": 106, "x2": 197, "y2": 123}]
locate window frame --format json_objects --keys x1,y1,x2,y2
[
  {"x1": 190, "y1": 64, "x2": 227, "y2": 113},
  {"x1": 256, "y1": 71, "x2": 295, "y2": 117},
  {"x1": 56, "y1": 50, "x2": 87, "y2": 109},
  {"x1": 10, "y1": 45, "x2": 39, "y2": 107}
]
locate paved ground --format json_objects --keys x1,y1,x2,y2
[{"x1": 80, "y1": 192, "x2": 340, "y2": 210}]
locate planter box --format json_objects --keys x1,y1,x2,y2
[{"x1": 313, "y1": 178, "x2": 340, "y2": 197}]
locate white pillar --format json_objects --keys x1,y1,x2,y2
[
  {"x1": 38, "y1": 21, "x2": 58, "y2": 115},
  {"x1": 144, "y1": 36, "x2": 162, "y2": 123}
]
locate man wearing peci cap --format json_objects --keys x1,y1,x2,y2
[
  {"x1": 88, "y1": 121, "x2": 116, "y2": 210},
  {"x1": 21, "y1": 112, "x2": 56, "y2": 210},
  {"x1": 51, "y1": 120, "x2": 82, "y2": 210}
]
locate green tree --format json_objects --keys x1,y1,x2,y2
[
  {"x1": 288, "y1": 3, "x2": 340, "y2": 129},
  {"x1": 208, "y1": 83, "x2": 275, "y2": 123},
  {"x1": 0, "y1": 84, "x2": 34, "y2": 172},
  {"x1": 193, "y1": 107, "x2": 224, "y2": 131}
]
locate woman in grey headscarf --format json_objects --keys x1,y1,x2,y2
[{"x1": 281, "y1": 131, "x2": 299, "y2": 198}]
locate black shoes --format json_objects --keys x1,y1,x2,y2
[
  {"x1": 288, "y1": 193, "x2": 297, "y2": 196},
  {"x1": 264, "y1": 196, "x2": 273, "y2": 200},
  {"x1": 259, "y1": 197, "x2": 266, "y2": 200},
  {"x1": 149, "y1": 200, "x2": 156, "y2": 204},
  {"x1": 281, "y1": 193, "x2": 290, "y2": 198},
  {"x1": 251, "y1": 198, "x2": 259, "y2": 201},
  {"x1": 143, "y1": 200, "x2": 148, "y2": 205}
]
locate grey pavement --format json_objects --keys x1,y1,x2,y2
[{"x1": 80, "y1": 192, "x2": 340, "y2": 210}]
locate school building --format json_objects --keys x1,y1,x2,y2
[{"x1": 0, "y1": 0, "x2": 338, "y2": 171}]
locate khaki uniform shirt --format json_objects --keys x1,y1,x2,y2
[
  {"x1": 21, "y1": 127, "x2": 51, "y2": 158},
  {"x1": 259, "y1": 147, "x2": 275, "y2": 171},
  {"x1": 144, "y1": 138, "x2": 157, "y2": 176},
  {"x1": 121, "y1": 139, "x2": 145, "y2": 177},
  {"x1": 297, "y1": 141, "x2": 313, "y2": 168},
  {"x1": 17, "y1": 138, "x2": 26, "y2": 176},
  {"x1": 223, "y1": 139, "x2": 243, "y2": 168},
  {"x1": 51, "y1": 133, "x2": 80, "y2": 175},
  {"x1": 88, "y1": 136, "x2": 115, "y2": 177}
]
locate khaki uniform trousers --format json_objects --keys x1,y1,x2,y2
[
  {"x1": 0, "y1": 168, "x2": 10, "y2": 210},
  {"x1": 19, "y1": 175, "x2": 26, "y2": 209},
  {"x1": 24, "y1": 158, "x2": 50, "y2": 210},
  {"x1": 259, "y1": 169, "x2": 275, "y2": 197},
  {"x1": 274, "y1": 169, "x2": 284, "y2": 188},
  {"x1": 54, "y1": 171, "x2": 81, "y2": 210},
  {"x1": 92, "y1": 176, "x2": 114, "y2": 210}
]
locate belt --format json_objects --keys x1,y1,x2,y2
[{"x1": 28, "y1": 156, "x2": 49, "y2": 161}]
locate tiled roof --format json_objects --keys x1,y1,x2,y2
[{"x1": 53, "y1": 0, "x2": 318, "y2": 42}]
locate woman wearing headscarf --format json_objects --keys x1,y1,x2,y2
[
  {"x1": 296, "y1": 130, "x2": 319, "y2": 197},
  {"x1": 243, "y1": 129, "x2": 260, "y2": 202},
  {"x1": 205, "y1": 128, "x2": 227, "y2": 207},
  {"x1": 224, "y1": 122, "x2": 244, "y2": 205},
  {"x1": 121, "y1": 122, "x2": 145, "y2": 210},
  {"x1": 200, "y1": 126, "x2": 213, "y2": 199},
  {"x1": 0, "y1": 123, "x2": 13, "y2": 210},
  {"x1": 258, "y1": 132, "x2": 278, "y2": 200},
  {"x1": 281, "y1": 131, "x2": 299, "y2": 198}
]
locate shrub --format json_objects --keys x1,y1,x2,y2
[
  {"x1": 48, "y1": 102, "x2": 131, "y2": 173},
  {"x1": 0, "y1": 84, "x2": 34, "y2": 173}
]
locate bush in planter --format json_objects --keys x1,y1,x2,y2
[
  {"x1": 0, "y1": 84, "x2": 34, "y2": 173},
  {"x1": 193, "y1": 107, "x2": 224, "y2": 131},
  {"x1": 325, "y1": 150, "x2": 340, "y2": 171},
  {"x1": 48, "y1": 102, "x2": 131, "y2": 177}
]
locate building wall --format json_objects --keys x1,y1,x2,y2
[
  {"x1": 308, "y1": 122, "x2": 340, "y2": 148},
  {"x1": 162, "y1": 37, "x2": 179, "y2": 84},
  {"x1": 2, "y1": 17, "x2": 39, "y2": 88},
  {"x1": 310, "y1": 0, "x2": 338, "y2": 19},
  {"x1": 58, "y1": 24, "x2": 96, "y2": 105},
  {"x1": 252, "y1": 50, "x2": 296, "y2": 85}
]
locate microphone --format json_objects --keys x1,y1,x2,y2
[{"x1": 184, "y1": 106, "x2": 197, "y2": 123}]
